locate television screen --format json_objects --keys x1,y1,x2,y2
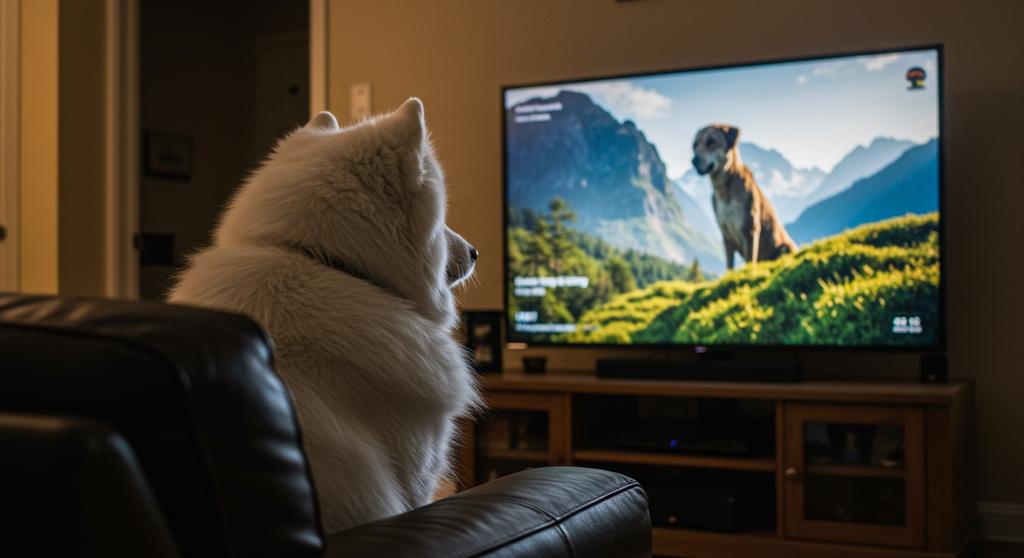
[{"x1": 503, "y1": 46, "x2": 942, "y2": 348}]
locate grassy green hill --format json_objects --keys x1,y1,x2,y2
[
  {"x1": 507, "y1": 200, "x2": 708, "y2": 341},
  {"x1": 564, "y1": 213, "x2": 940, "y2": 346}
]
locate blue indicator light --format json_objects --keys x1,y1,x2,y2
[{"x1": 669, "y1": 439, "x2": 678, "y2": 448}]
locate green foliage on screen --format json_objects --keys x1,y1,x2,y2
[{"x1": 508, "y1": 202, "x2": 939, "y2": 347}]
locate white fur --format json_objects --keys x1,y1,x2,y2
[{"x1": 168, "y1": 99, "x2": 479, "y2": 534}]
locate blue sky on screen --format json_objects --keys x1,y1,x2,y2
[{"x1": 505, "y1": 49, "x2": 939, "y2": 177}]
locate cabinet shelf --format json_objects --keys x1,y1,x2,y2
[
  {"x1": 478, "y1": 449, "x2": 549, "y2": 461},
  {"x1": 653, "y1": 526, "x2": 777, "y2": 540},
  {"x1": 573, "y1": 449, "x2": 775, "y2": 471},
  {"x1": 652, "y1": 527, "x2": 777, "y2": 557},
  {"x1": 805, "y1": 463, "x2": 905, "y2": 479}
]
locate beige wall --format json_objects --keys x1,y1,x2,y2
[
  {"x1": 19, "y1": 0, "x2": 58, "y2": 293},
  {"x1": 326, "y1": 0, "x2": 1024, "y2": 504},
  {"x1": 58, "y1": 0, "x2": 106, "y2": 295}
]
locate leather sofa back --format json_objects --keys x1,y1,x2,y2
[{"x1": 0, "y1": 295, "x2": 323, "y2": 557}]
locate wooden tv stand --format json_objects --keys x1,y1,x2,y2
[{"x1": 456, "y1": 372, "x2": 976, "y2": 558}]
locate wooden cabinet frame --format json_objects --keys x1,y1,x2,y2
[
  {"x1": 456, "y1": 374, "x2": 974, "y2": 558},
  {"x1": 783, "y1": 404, "x2": 925, "y2": 548}
]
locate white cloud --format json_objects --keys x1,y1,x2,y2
[
  {"x1": 570, "y1": 81, "x2": 672, "y2": 120},
  {"x1": 811, "y1": 61, "x2": 847, "y2": 77},
  {"x1": 801, "y1": 54, "x2": 898, "y2": 85},
  {"x1": 861, "y1": 53, "x2": 901, "y2": 71}
]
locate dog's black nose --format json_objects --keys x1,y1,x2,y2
[
  {"x1": 691, "y1": 156, "x2": 700, "y2": 168},
  {"x1": 469, "y1": 246, "x2": 479, "y2": 262}
]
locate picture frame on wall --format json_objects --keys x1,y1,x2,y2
[
  {"x1": 144, "y1": 130, "x2": 193, "y2": 181},
  {"x1": 462, "y1": 310, "x2": 503, "y2": 373}
]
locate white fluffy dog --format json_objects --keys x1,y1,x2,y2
[{"x1": 169, "y1": 98, "x2": 479, "y2": 534}]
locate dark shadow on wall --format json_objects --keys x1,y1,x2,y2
[{"x1": 139, "y1": 0, "x2": 309, "y2": 299}]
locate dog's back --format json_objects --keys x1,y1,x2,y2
[
  {"x1": 731, "y1": 165, "x2": 797, "y2": 261},
  {"x1": 169, "y1": 100, "x2": 478, "y2": 534},
  {"x1": 171, "y1": 244, "x2": 470, "y2": 531}
]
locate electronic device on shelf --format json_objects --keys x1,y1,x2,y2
[
  {"x1": 607, "y1": 434, "x2": 751, "y2": 457},
  {"x1": 501, "y1": 45, "x2": 945, "y2": 381},
  {"x1": 602, "y1": 410, "x2": 775, "y2": 457},
  {"x1": 647, "y1": 482, "x2": 747, "y2": 532}
]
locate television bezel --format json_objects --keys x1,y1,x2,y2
[{"x1": 501, "y1": 44, "x2": 946, "y2": 352}]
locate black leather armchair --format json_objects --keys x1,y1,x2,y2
[{"x1": 0, "y1": 294, "x2": 651, "y2": 557}]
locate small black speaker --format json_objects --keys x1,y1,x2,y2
[
  {"x1": 920, "y1": 353, "x2": 948, "y2": 383},
  {"x1": 522, "y1": 356, "x2": 547, "y2": 374}
]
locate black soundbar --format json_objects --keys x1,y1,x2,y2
[{"x1": 595, "y1": 359, "x2": 801, "y2": 383}]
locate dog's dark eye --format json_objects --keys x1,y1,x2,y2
[{"x1": 705, "y1": 138, "x2": 714, "y2": 148}]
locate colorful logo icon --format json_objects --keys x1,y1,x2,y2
[{"x1": 906, "y1": 67, "x2": 927, "y2": 90}]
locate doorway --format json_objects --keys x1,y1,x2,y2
[{"x1": 137, "y1": 0, "x2": 309, "y2": 299}]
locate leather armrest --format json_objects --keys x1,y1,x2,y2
[{"x1": 325, "y1": 466, "x2": 650, "y2": 558}]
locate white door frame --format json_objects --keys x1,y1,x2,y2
[
  {"x1": 310, "y1": 0, "x2": 329, "y2": 114},
  {"x1": 105, "y1": 0, "x2": 324, "y2": 298},
  {"x1": 104, "y1": 0, "x2": 139, "y2": 298},
  {"x1": 1, "y1": 0, "x2": 20, "y2": 292}
]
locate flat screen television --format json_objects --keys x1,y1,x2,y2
[{"x1": 503, "y1": 45, "x2": 943, "y2": 350}]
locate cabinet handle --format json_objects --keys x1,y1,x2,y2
[{"x1": 785, "y1": 467, "x2": 799, "y2": 478}]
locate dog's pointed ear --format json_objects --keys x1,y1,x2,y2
[
  {"x1": 306, "y1": 111, "x2": 339, "y2": 131},
  {"x1": 384, "y1": 98, "x2": 427, "y2": 151},
  {"x1": 722, "y1": 125, "x2": 740, "y2": 150},
  {"x1": 380, "y1": 98, "x2": 429, "y2": 189}
]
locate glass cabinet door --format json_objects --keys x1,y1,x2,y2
[{"x1": 784, "y1": 404, "x2": 924, "y2": 548}]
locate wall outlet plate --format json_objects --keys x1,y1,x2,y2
[{"x1": 350, "y1": 82, "x2": 372, "y2": 121}]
